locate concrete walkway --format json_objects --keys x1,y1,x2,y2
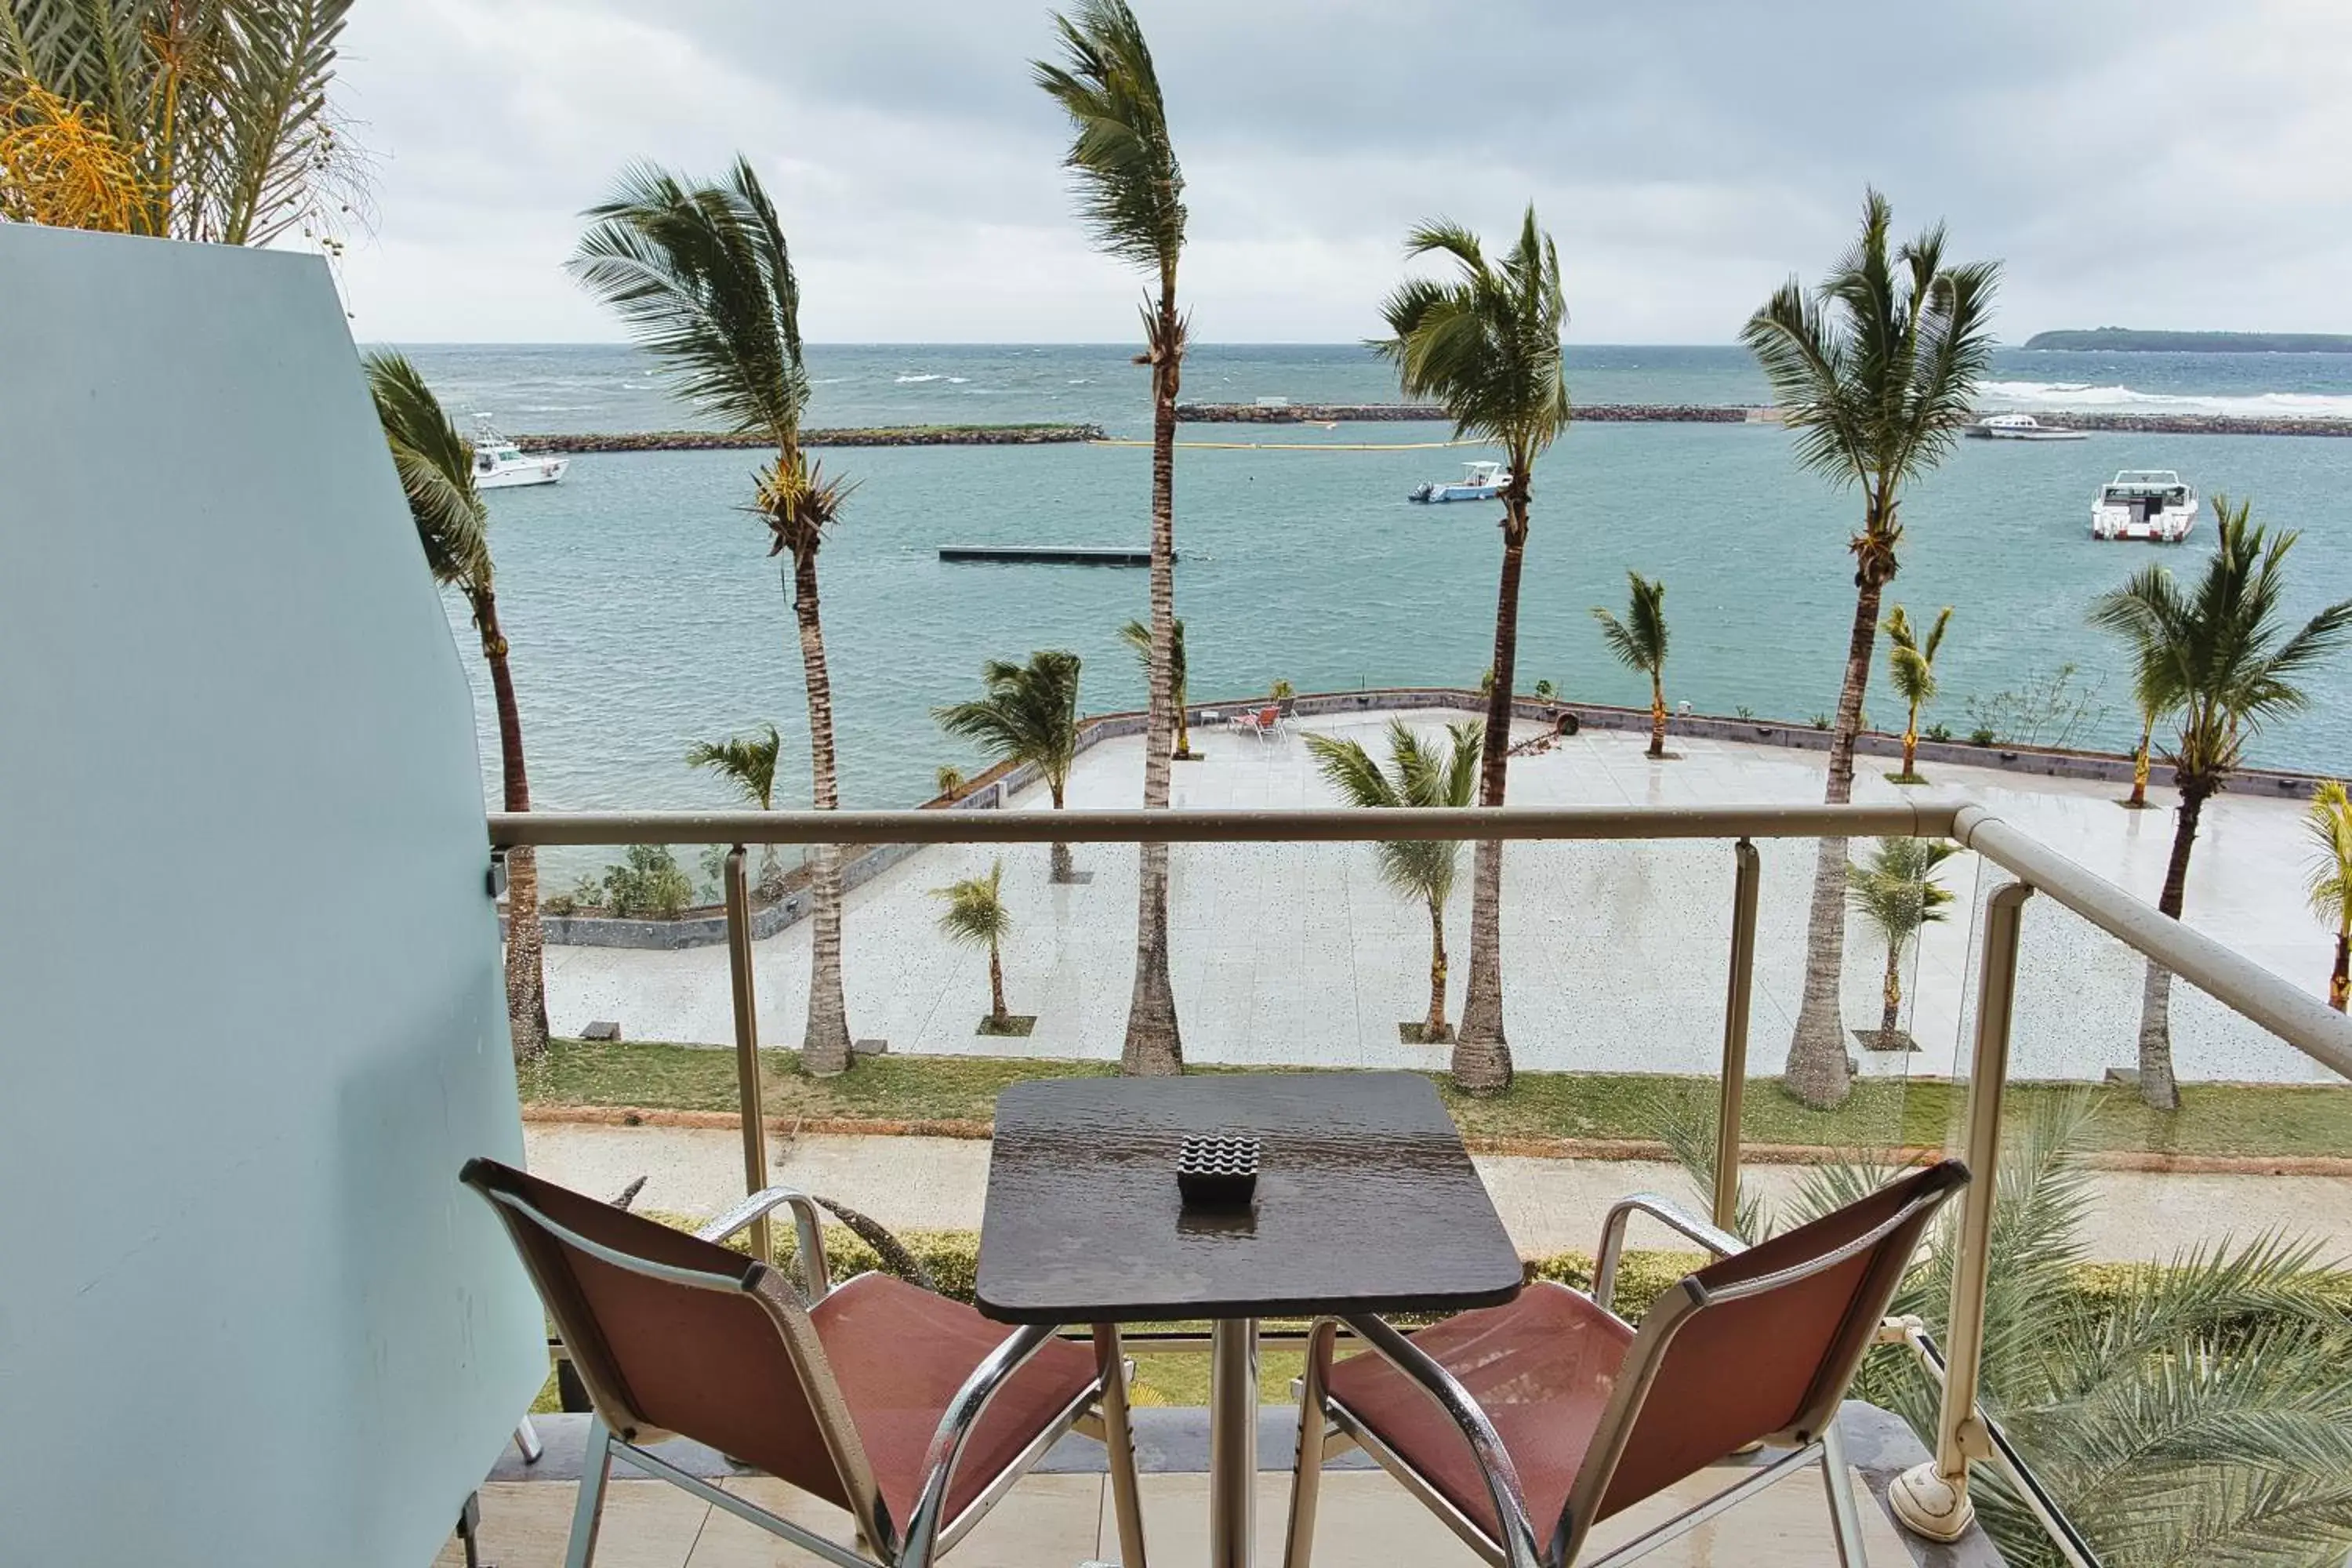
[{"x1": 525, "y1": 1120, "x2": 2352, "y2": 1265}]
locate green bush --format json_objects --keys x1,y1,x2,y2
[{"x1": 603, "y1": 844, "x2": 694, "y2": 920}]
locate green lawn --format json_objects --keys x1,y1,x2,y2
[{"x1": 519, "y1": 1039, "x2": 2352, "y2": 1160}]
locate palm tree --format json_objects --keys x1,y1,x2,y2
[
  {"x1": 572, "y1": 158, "x2": 860, "y2": 1076},
  {"x1": 1119, "y1": 616, "x2": 1190, "y2": 757},
  {"x1": 1662, "y1": 1091, "x2": 2352, "y2": 1567},
  {"x1": 1303, "y1": 720, "x2": 1483, "y2": 1042},
  {"x1": 933, "y1": 858, "x2": 1014, "y2": 1032},
  {"x1": 0, "y1": 0, "x2": 361, "y2": 243},
  {"x1": 1883, "y1": 604, "x2": 1953, "y2": 782},
  {"x1": 1741, "y1": 189, "x2": 2000, "y2": 1109},
  {"x1": 1845, "y1": 837, "x2": 1956, "y2": 1049},
  {"x1": 2089, "y1": 499, "x2": 2352, "y2": 1108},
  {"x1": 1372, "y1": 205, "x2": 1572, "y2": 1093},
  {"x1": 2307, "y1": 781, "x2": 2352, "y2": 1012},
  {"x1": 1592, "y1": 571, "x2": 1670, "y2": 758},
  {"x1": 687, "y1": 723, "x2": 785, "y2": 893},
  {"x1": 1036, "y1": 0, "x2": 1188, "y2": 1076},
  {"x1": 935, "y1": 651, "x2": 1085, "y2": 883},
  {"x1": 363, "y1": 350, "x2": 547, "y2": 1063}
]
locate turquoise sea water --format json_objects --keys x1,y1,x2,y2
[{"x1": 400, "y1": 344, "x2": 2352, "y2": 822}]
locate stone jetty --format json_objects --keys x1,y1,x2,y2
[
  {"x1": 514, "y1": 423, "x2": 1102, "y2": 453},
  {"x1": 1178, "y1": 401, "x2": 2352, "y2": 437}
]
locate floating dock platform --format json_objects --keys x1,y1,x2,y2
[{"x1": 938, "y1": 545, "x2": 1169, "y2": 566}]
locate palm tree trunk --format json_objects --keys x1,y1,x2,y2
[
  {"x1": 1648, "y1": 670, "x2": 1666, "y2": 759},
  {"x1": 2129, "y1": 716, "x2": 2153, "y2": 808},
  {"x1": 1455, "y1": 498, "x2": 1529, "y2": 1093},
  {"x1": 790, "y1": 547, "x2": 854, "y2": 1076},
  {"x1": 1122, "y1": 285, "x2": 1183, "y2": 1076},
  {"x1": 1049, "y1": 779, "x2": 1074, "y2": 884},
  {"x1": 1425, "y1": 897, "x2": 1450, "y2": 1041},
  {"x1": 989, "y1": 940, "x2": 1008, "y2": 1029},
  {"x1": 1785, "y1": 537, "x2": 1888, "y2": 1107},
  {"x1": 1879, "y1": 941, "x2": 1903, "y2": 1047},
  {"x1": 1174, "y1": 696, "x2": 1192, "y2": 759},
  {"x1": 2135, "y1": 785, "x2": 2207, "y2": 1111},
  {"x1": 2329, "y1": 922, "x2": 2350, "y2": 1013},
  {"x1": 474, "y1": 589, "x2": 548, "y2": 1063},
  {"x1": 1902, "y1": 701, "x2": 1920, "y2": 778}
]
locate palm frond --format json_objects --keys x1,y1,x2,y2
[
  {"x1": 933, "y1": 651, "x2": 1083, "y2": 793},
  {"x1": 1592, "y1": 571, "x2": 1668, "y2": 677},
  {"x1": 2304, "y1": 780, "x2": 2352, "y2": 926},
  {"x1": 1120, "y1": 615, "x2": 1185, "y2": 701},
  {"x1": 1031, "y1": 0, "x2": 1184, "y2": 279},
  {"x1": 685, "y1": 723, "x2": 783, "y2": 811},
  {"x1": 931, "y1": 858, "x2": 1010, "y2": 948},
  {"x1": 361, "y1": 349, "x2": 488, "y2": 592}
]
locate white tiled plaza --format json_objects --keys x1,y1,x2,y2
[{"x1": 542, "y1": 708, "x2": 2340, "y2": 1083}]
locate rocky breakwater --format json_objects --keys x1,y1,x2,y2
[
  {"x1": 517, "y1": 423, "x2": 1104, "y2": 454},
  {"x1": 1177, "y1": 401, "x2": 1754, "y2": 423},
  {"x1": 1984, "y1": 411, "x2": 2352, "y2": 438}
]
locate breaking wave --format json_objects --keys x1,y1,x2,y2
[{"x1": 1979, "y1": 380, "x2": 2352, "y2": 419}]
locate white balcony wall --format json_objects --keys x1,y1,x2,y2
[{"x1": 0, "y1": 227, "x2": 542, "y2": 1565}]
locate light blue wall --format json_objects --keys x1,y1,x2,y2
[{"x1": 0, "y1": 227, "x2": 543, "y2": 1564}]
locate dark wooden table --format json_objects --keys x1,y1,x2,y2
[{"x1": 975, "y1": 1072, "x2": 1522, "y2": 1568}]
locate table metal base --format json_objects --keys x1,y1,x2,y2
[{"x1": 1209, "y1": 1317, "x2": 1260, "y2": 1568}]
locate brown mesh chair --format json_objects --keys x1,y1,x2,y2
[
  {"x1": 461, "y1": 1159, "x2": 1149, "y2": 1568},
  {"x1": 1283, "y1": 1160, "x2": 1968, "y2": 1568}
]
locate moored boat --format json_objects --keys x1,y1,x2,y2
[
  {"x1": 2091, "y1": 470, "x2": 2198, "y2": 542},
  {"x1": 1408, "y1": 459, "x2": 1508, "y2": 503},
  {"x1": 472, "y1": 416, "x2": 569, "y2": 489},
  {"x1": 1965, "y1": 412, "x2": 2087, "y2": 441}
]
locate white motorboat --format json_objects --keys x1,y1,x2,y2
[
  {"x1": 1408, "y1": 459, "x2": 1508, "y2": 504},
  {"x1": 2091, "y1": 470, "x2": 2198, "y2": 543},
  {"x1": 471, "y1": 417, "x2": 568, "y2": 490},
  {"x1": 1965, "y1": 412, "x2": 2086, "y2": 441}
]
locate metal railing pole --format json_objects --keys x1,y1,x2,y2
[
  {"x1": 1891, "y1": 877, "x2": 2032, "y2": 1543},
  {"x1": 722, "y1": 846, "x2": 771, "y2": 1264},
  {"x1": 1713, "y1": 838, "x2": 1761, "y2": 1232}
]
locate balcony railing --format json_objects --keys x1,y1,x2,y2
[{"x1": 490, "y1": 797, "x2": 2352, "y2": 1563}]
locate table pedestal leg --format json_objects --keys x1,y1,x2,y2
[{"x1": 1209, "y1": 1316, "x2": 1259, "y2": 1568}]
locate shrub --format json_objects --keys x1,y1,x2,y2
[
  {"x1": 1532, "y1": 678, "x2": 1556, "y2": 700},
  {"x1": 1924, "y1": 722, "x2": 1953, "y2": 742},
  {"x1": 1809, "y1": 713, "x2": 1831, "y2": 730},
  {"x1": 1269, "y1": 678, "x2": 1295, "y2": 701},
  {"x1": 603, "y1": 844, "x2": 693, "y2": 920},
  {"x1": 1735, "y1": 705, "x2": 1754, "y2": 720},
  {"x1": 936, "y1": 764, "x2": 965, "y2": 801},
  {"x1": 1969, "y1": 727, "x2": 1998, "y2": 746}
]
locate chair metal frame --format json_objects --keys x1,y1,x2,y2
[
  {"x1": 466, "y1": 1171, "x2": 1149, "y2": 1568},
  {"x1": 1285, "y1": 1175, "x2": 1965, "y2": 1568}
]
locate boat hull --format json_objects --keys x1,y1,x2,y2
[
  {"x1": 2090, "y1": 504, "x2": 2197, "y2": 543},
  {"x1": 477, "y1": 457, "x2": 568, "y2": 489},
  {"x1": 1408, "y1": 483, "x2": 1504, "y2": 503}
]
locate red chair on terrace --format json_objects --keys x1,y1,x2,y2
[
  {"x1": 462, "y1": 1159, "x2": 1149, "y2": 1568},
  {"x1": 1283, "y1": 1160, "x2": 1969, "y2": 1568}
]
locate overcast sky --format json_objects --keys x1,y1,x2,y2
[{"x1": 332, "y1": 0, "x2": 2352, "y2": 345}]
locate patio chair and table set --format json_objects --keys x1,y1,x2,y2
[{"x1": 467, "y1": 1070, "x2": 1967, "y2": 1568}]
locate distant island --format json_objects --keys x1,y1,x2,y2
[{"x1": 2024, "y1": 328, "x2": 2352, "y2": 354}]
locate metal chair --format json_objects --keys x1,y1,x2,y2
[
  {"x1": 461, "y1": 1159, "x2": 1149, "y2": 1568},
  {"x1": 1283, "y1": 1160, "x2": 1969, "y2": 1568}
]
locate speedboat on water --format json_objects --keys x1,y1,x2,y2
[
  {"x1": 2091, "y1": 470, "x2": 2198, "y2": 543},
  {"x1": 1408, "y1": 459, "x2": 1508, "y2": 503},
  {"x1": 1965, "y1": 412, "x2": 2087, "y2": 441},
  {"x1": 471, "y1": 416, "x2": 569, "y2": 489}
]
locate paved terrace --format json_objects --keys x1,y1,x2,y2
[{"x1": 543, "y1": 709, "x2": 2339, "y2": 1084}]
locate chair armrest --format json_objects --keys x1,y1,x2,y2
[
  {"x1": 898, "y1": 1323, "x2": 1062, "y2": 1566},
  {"x1": 1342, "y1": 1313, "x2": 1544, "y2": 1568},
  {"x1": 1592, "y1": 1192, "x2": 1748, "y2": 1317},
  {"x1": 695, "y1": 1187, "x2": 833, "y2": 1301}
]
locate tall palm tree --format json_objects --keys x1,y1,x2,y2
[
  {"x1": 1884, "y1": 604, "x2": 1953, "y2": 782},
  {"x1": 687, "y1": 723, "x2": 784, "y2": 892},
  {"x1": 1372, "y1": 205, "x2": 1572, "y2": 1093},
  {"x1": 572, "y1": 158, "x2": 860, "y2": 1076},
  {"x1": 1592, "y1": 570, "x2": 1670, "y2": 758},
  {"x1": 935, "y1": 651, "x2": 1085, "y2": 883},
  {"x1": 1845, "y1": 837, "x2": 1956, "y2": 1049},
  {"x1": 1, "y1": 0, "x2": 361, "y2": 243},
  {"x1": 363, "y1": 350, "x2": 547, "y2": 1062},
  {"x1": 1036, "y1": 0, "x2": 1188, "y2": 1076},
  {"x1": 1303, "y1": 720, "x2": 1483, "y2": 1042},
  {"x1": 2307, "y1": 781, "x2": 2352, "y2": 1013},
  {"x1": 1741, "y1": 189, "x2": 2000, "y2": 1109},
  {"x1": 1120, "y1": 616, "x2": 1189, "y2": 757},
  {"x1": 2090, "y1": 500, "x2": 2352, "y2": 1108},
  {"x1": 933, "y1": 858, "x2": 1014, "y2": 1032}
]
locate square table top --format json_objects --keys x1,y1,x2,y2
[{"x1": 975, "y1": 1072, "x2": 1524, "y2": 1323}]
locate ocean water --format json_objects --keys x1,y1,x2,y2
[{"x1": 394, "y1": 344, "x2": 2352, "y2": 832}]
